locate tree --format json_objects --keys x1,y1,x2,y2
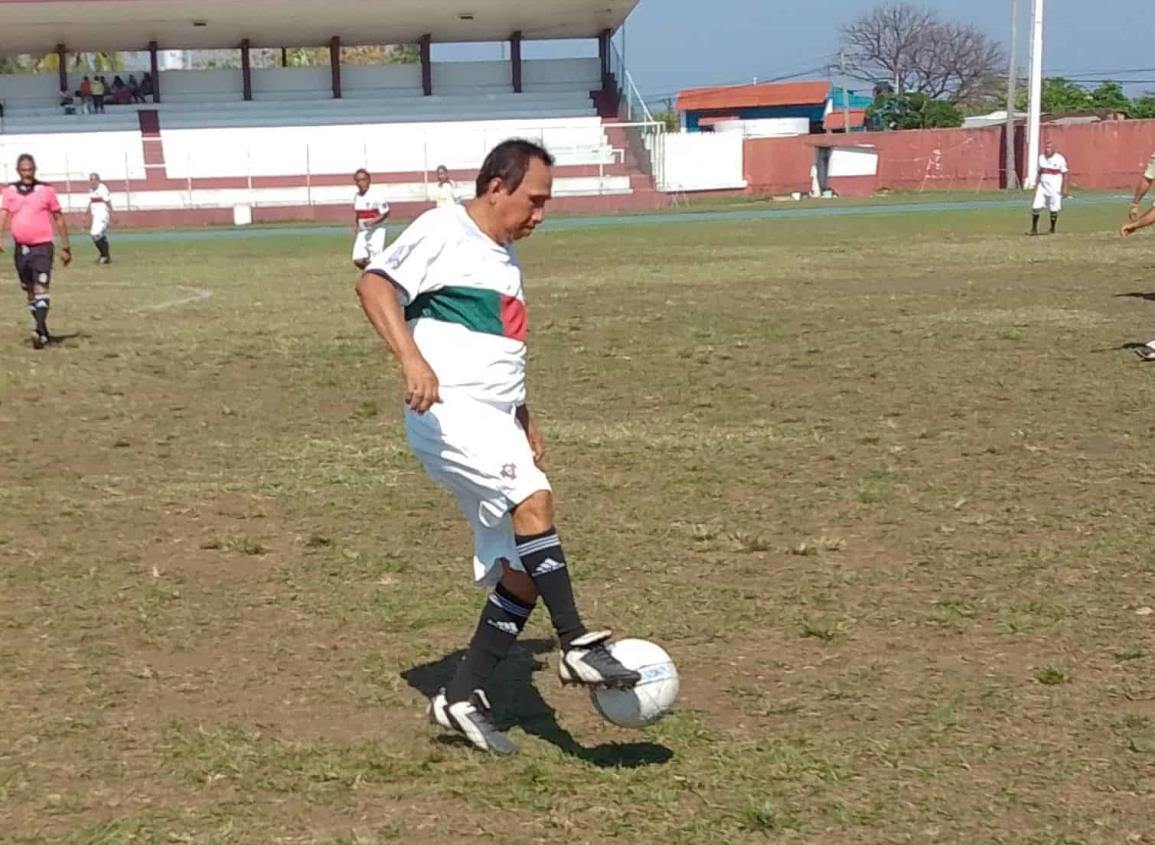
[
  {"x1": 1130, "y1": 95, "x2": 1155, "y2": 120},
  {"x1": 841, "y1": 3, "x2": 1003, "y2": 105},
  {"x1": 1090, "y1": 81, "x2": 1129, "y2": 112},
  {"x1": 867, "y1": 91, "x2": 964, "y2": 130}
]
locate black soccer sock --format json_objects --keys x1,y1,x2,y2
[
  {"x1": 100, "y1": 237, "x2": 111, "y2": 259},
  {"x1": 1031, "y1": 212, "x2": 1040, "y2": 233},
  {"x1": 445, "y1": 583, "x2": 535, "y2": 703},
  {"x1": 515, "y1": 528, "x2": 587, "y2": 649},
  {"x1": 32, "y1": 294, "x2": 50, "y2": 336},
  {"x1": 1050, "y1": 212, "x2": 1059, "y2": 233}
]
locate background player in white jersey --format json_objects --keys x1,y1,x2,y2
[
  {"x1": 87, "y1": 172, "x2": 112, "y2": 264},
  {"x1": 355, "y1": 140, "x2": 639, "y2": 755},
  {"x1": 1031, "y1": 141, "x2": 1069, "y2": 236},
  {"x1": 1120, "y1": 161, "x2": 1155, "y2": 359},
  {"x1": 430, "y1": 164, "x2": 459, "y2": 208},
  {"x1": 351, "y1": 169, "x2": 389, "y2": 270}
]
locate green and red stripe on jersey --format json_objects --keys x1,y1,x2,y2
[
  {"x1": 356, "y1": 209, "x2": 381, "y2": 220},
  {"x1": 404, "y1": 286, "x2": 527, "y2": 341}
]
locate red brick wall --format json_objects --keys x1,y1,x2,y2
[{"x1": 1041, "y1": 121, "x2": 1155, "y2": 189}]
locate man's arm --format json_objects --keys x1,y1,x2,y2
[
  {"x1": 355, "y1": 271, "x2": 440, "y2": 412},
  {"x1": 0, "y1": 208, "x2": 9, "y2": 253},
  {"x1": 516, "y1": 404, "x2": 545, "y2": 463},
  {"x1": 1130, "y1": 174, "x2": 1153, "y2": 221},
  {"x1": 52, "y1": 211, "x2": 72, "y2": 265},
  {"x1": 371, "y1": 204, "x2": 391, "y2": 226},
  {"x1": 1062, "y1": 169, "x2": 1070, "y2": 197},
  {"x1": 1121, "y1": 204, "x2": 1155, "y2": 236}
]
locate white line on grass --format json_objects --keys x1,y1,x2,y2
[{"x1": 132, "y1": 287, "x2": 213, "y2": 312}]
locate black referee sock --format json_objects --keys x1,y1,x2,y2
[
  {"x1": 446, "y1": 583, "x2": 535, "y2": 704},
  {"x1": 515, "y1": 528, "x2": 587, "y2": 649}
]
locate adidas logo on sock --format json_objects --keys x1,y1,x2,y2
[
  {"x1": 533, "y1": 557, "x2": 566, "y2": 575},
  {"x1": 487, "y1": 619, "x2": 519, "y2": 635}
]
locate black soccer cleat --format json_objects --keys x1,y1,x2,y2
[
  {"x1": 428, "y1": 689, "x2": 517, "y2": 755},
  {"x1": 31, "y1": 331, "x2": 47, "y2": 350},
  {"x1": 558, "y1": 631, "x2": 641, "y2": 689}
]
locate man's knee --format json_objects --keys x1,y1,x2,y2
[{"x1": 512, "y1": 490, "x2": 554, "y2": 534}]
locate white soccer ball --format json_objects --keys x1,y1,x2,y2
[{"x1": 590, "y1": 638, "x2": 679, "y2": 728}]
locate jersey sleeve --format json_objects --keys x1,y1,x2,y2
[
  {"x1": 43, "y1": 186, "x2": 62, "y2": 213},
  {"x1": 366, "y1": 211, "x2": 446, "y2": 304},
  {"x1": 1060, "y1": 157, "x2": 1069, "y2": 174},
  {"x1": 379, "y1": 198, "x2": 390, "y2": 215},
  {"x1": 99, "y1": 185, "x2": 112, "y2": 202}
]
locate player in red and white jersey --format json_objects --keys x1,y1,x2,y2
[
  {"x1": 1031, "y1": 141, "x2": 1069, "y2": 236},
  {"x1": 87, "y1": 172, "x2": 112, "y2": 265},
  {"x1": 0, "y1": 153, "x2": 72, "y2": 349},
  {"x1": 351, "y1": 169, "x2": 390, "y2": 270}
]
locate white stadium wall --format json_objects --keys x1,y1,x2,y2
[
  {"x1": 0, "y1": 73, "x2": 61, "y2": 108},
  {"x1": 522, "y1": 58, "x2": 600, "y2": 92},
  {"x1": 651, "y1": 131, "x2": 747, "y2": 192},
  {"x1": 342, "y1": 64, "x2": 423, "y2": 96}
]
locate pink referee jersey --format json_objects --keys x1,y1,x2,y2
[{"x1": 1, "y1": 183, "x2": 62, "y2": 246}]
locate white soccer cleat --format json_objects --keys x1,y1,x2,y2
[
  {"x1": 427, "y1": 689, "x2": 517, "y2": 755},
  {"x1": 558, "y1": 630, "x2": 642, "y2": 689}
]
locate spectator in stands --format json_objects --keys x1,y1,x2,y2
[
  {"x1": 59, "y1": 90, "x2": 77, "y2": 116},
  {"x1": 128, "y1": 74, "x2": 144, "y2": 104},
  {"x1": 431, "y1": 165, "x2": 460, "y2": 207},
  {"x1": 79, "y1": 76, "x2": 92, "y2": 114},
  {"x1": 140, "y1": 73, "x2": 154, "y2": 102},
  {"x1": 91, "y1": 76, "x2": 106, "y2": 113}
]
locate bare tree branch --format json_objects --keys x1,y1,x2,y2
[{"x1": 841, "y1": 3, "x2": 1003, "y2": 104}]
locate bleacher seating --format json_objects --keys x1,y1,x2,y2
[{"x1": 0, "y1": 57, "x2": 647, "y2": 211}]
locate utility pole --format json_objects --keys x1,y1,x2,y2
[
  {"x1": 1025, "y1": 0, "x2": 1045, "y2": 189},
  {"x1": 840, "y1": 51, "x2": 851, "y2": 134},
  {"x1": 1005, "y1": 0, "x2": 1019, "y2": 190}
]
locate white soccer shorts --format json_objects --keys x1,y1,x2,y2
[
  {"x1": 90, "y1": 209, "x2": 110, "y2": 239},
  {"x1": 1032, "y1": 186, "x2": 1062, "y2": 213},
  {"x1": 352, "y1": 228, "x2": 386, "y2": 263},
  {"x1": 405, "y1": 394, "x2": 550, "y2": 587}
]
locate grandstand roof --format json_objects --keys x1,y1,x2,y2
[
  {"x1": 677, "y1": 81, "x2": 831, "y2": 114},
  {"x1": 0, "y1": 0, "x2": 638, "y2": 54}
]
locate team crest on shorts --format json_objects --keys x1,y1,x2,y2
[{"x1": 500, "y1": 463, "x2": 518, "y2": 480}]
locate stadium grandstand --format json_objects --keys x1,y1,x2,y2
[{"x1": 0, "y1": 0, "x2": 664, "y2": 225}]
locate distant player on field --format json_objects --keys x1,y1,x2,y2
[
  {"x1": 430, "y1": 165, "x2": 460, "y2": 208},
  {"x1": 1030, "y1": 140, "x2": 1069, "y2": 236},
  {"x1": 355, "y1": 140, "x2": 639, "y2": 755},
  {"x1": 351, "y1": 169, "x2": 390, "y2": 271},
  {"x1": 87, "y1": 172, "x2": 112, "y2": 265},
  {"x1": 0, "y1": 153, "x2": 72, "y2": 349}
]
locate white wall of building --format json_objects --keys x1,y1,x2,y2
[{"x1": 652, "y1": 131, "x2": 746, "y2": 192}]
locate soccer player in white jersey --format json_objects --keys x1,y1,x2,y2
[
  {"x1": 351, "y1": 169, "x2": 390, "y2": 270},
  {"x1": 1031, "y1": 141, "x2": 1069, "y2": 236},
  {"x1": 355, "y1": 140, "x2": 639, "y2": 755},
  {"x1": 430, "y1": 164, "x2": 459, "y2": 208},
  {"x1": 1120, "y1": 156, "x2": 1155, "y2": 359},
  {"x1": 87, "y1": 172, "x2": 112, "y2": 264}
]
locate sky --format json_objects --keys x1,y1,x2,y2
[{"x1": 621, "y1": 0, "x2": 1155, "y2": 103}]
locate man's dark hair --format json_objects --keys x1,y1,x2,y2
[
  {"x1": 475, "y1": 139, "x2": 554, "y2": 196},
  {"x1": 17, "y1": 153, "x2": 35, "y2": 167},
  {"x1": 354, "y1": 168, "x2": 370, "y2": 178}
]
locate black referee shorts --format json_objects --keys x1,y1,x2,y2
[{"x1": 13, "y1": 243, "x2": 54, "y2": 291}]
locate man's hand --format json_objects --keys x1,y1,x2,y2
[
  {"x1": 60, "y1": 246, "x2": 72, "y2": 266},
  {"x1": 1122, "y1": 221, "x2": 1140, "y2": 237},
  {"x1": 517, "y1": 406, "x2": 545, "y2": 464},
  {"x1": 401, "y1": 355, "x2": 440, "y2": 413}
]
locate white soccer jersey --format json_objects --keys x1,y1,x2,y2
[
  {"x1": 431, "y1": 180, "x2": 460, "y2": 208},
  {"x1": 88, "y1": 182, "x2": 111, "y2": 215},
  {"x1": 367, "y1": 203, "x2": 527, "y2": 408},
  {"x1": 1037, "y1": 153, "x2": 1069, "y2": 194},
  {"x1": 353, "y1": 189, "x2": 389, "y2": 231}
]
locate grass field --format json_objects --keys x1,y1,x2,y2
[{"x1": 2, "y1": 201, "x2": 1154, "y2": 845}]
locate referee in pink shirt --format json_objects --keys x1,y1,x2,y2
[{"x1": 0, "y1": 153, "x2": 72, "y2": 348}]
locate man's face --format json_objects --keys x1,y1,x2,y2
[
  {"x1": 491, "y1": 158, "x2": 552, "y2": 242},
  {"x1": 354, "y1": 172, "x2": 370, "y2": 193},
  {"x1": 1045, "y1": 142, "x2": 1055, "y2": 157},
  {"x1": 437, "y1": 167, "x2": 449, "y2": 184},
  {"x1": 89, "y1": 174, "x2": 99, "y2": 188},
  {"x1": 17, "y1": 159, "x2": 36, "y2": 184}
]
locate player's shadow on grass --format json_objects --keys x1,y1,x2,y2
[{"x1": 401, "y1": 638, "x2": 673, "y2": 769}]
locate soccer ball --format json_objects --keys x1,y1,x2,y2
[{"x1": 590, "y1": 638, "x2": 679, "y2": 728}]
